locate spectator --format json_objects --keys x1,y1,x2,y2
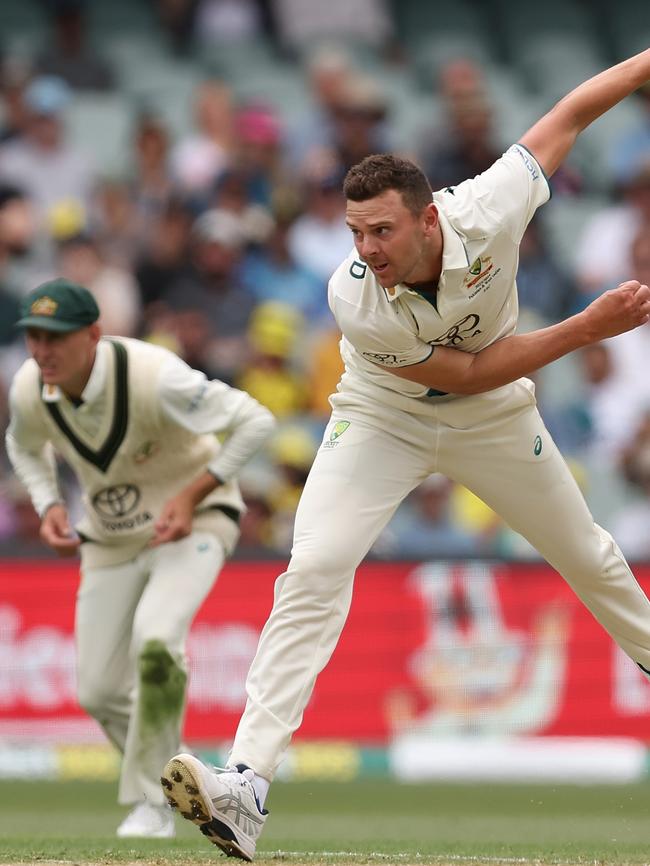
[
  {"x1": 57, "y1": 234, "x2": 141, "y2": 336},
  {"x1": 237, "y1": 301, "x2": 309, "y2": 418},
  {"x1": 91, "y1": 179, "x2": 140, "y2": 269},
  {"x1": 418, "y1": 59, "x2": 500, "y2": 191},
  {"x1": 517, "y1": 217, "x2": 575, "y2": 323},
  {"x1": 157, "y1": 0, "x2": 199, "y2": 56},
  {"x1": 232, "y1": 103, "x2": 285, "y2": 207},
  {"x1": 129, "y1": 112, "x2": 174, "y2": 228},
  {"x1": 0, "y1": 76, "x2": 95, "y2": 228},
  {"x1": 264, "y1": 424, "x2": 318, "y2": 554},
  {"x1": 576, "y1": 341, "x2": 646, "y2": 464},
  {"x1": 287, "y1": 157, "x2": 351, "y2": 287},
  {"x1": 36, "y1": 0, "x2": 115, "y2": 91},
  {"x1": 305, "y1": 325, "x2": 345, "y2": 420},
  {"x1": 211, "y1": 168, "x2": 275, "y2": 245},
  {"x1": 606, "y1": 226, "x2": 650, "y2": 381},
  {"x1": 170, "y1": 80, "x2": 235, "y2": 195},
  {"x1": 574, "y1": 162, "x2": 650, "y2": 300},
  {"x1": 0, "y1": 188, "x2": 25, "y2": 346},
  {"x1": 135, "y1": 199, "x2": 193, "y2": 308},
  {"x1": 270, "y1": 0, "x2": 393, "y2": 53},
  {"x1": 0, "y1": 57, "x2": 32, "y2": 145},
  {"x1": 193, "y1": 0, "x2": 269, "y2": 46},
  {"x1": 330, "y1": 74, "x2": 392, "y2": 172},
  {"x1": 161, "y1": 208, "x2": 254, "y2": 382},
  {"x1": 288, "y1": 44, "x2": 354, "y2": 165},
  {"x1": 607, "y1": 81, "x2": 650, "y2": 189},
  {"x1": 240, "y1": 206, "x2": 328, "y2": 325}
]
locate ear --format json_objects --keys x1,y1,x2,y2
[
  {"x1": 421, "y1": 202, "x2": 439, "y2": 236},
  {"x1": 88, "y1": 322, "x2": 101, "y2": 345}
]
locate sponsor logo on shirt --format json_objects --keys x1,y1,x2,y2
[
  {"x1": 361, "y1": 351, "x2": 402, "y2": 367},
  {"x1": 512, "y1": 144, "x2": 539, "y2": 180},
  {"x1": 349, "y1": 260, "x2": 367, "y2": 280},
  {"x1": 187, "y1": 380, "x2": 208, "y2": 412},
  {"x1": 91, "y1": 483, "x2": 153, "y2": 532},
  {"x1": 429, "y1": 313, "x2": 482, "y2": 346}
]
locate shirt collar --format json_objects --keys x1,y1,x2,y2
[
  {"x1": 384, "y1": 201, "x2": 469, "y2": 302},
  {"x1": 40, "y1": 339, "x2": 109, "y2": 404}
]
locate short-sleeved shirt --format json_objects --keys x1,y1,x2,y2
[{"x1": 328, "y1": 144, "x2": 551, "y2": 407}]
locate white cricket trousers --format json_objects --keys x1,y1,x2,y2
[
  {"x1": 76, "y1": 523, "x2": 237, "y2": 805},
  {"x1": 230, "y1": 379, "x2": 650, "y2": 780}
]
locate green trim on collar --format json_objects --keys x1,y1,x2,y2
[{"x1": 44, "y1": 340, "x2": 129, "y2": 473}]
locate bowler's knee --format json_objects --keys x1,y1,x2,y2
[
  {"x1": 562, "y1": 527, "x2": 615, "y2": 586},
  {"x1": 289, "y1": 545, "x2": 359, "y2": 591}
]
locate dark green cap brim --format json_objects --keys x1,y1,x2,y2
[{"x1": 15, "y1": 315, "x2": 88, "y2": 332}]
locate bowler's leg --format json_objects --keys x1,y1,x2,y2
[
  {"x1": 440, "y1": 394, "x2": 650, "y2": 670},
  {"x1": 230, "y1": 416, "x2": 428, "y2": 780}
]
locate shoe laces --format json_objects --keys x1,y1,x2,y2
[
  {"x1": 211, "y1": 765, "x2": 255, "y2": 789},
  {"x1": 211, "y1": 765, "x2": 263, "y2": 812}
]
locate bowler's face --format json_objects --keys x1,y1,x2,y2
[
  {"x1": 26, "y1": 326, "x2": 97, "y2": 391},
  {"x1": 346, "y1": 190, "x2": 438, "y2": 288}
]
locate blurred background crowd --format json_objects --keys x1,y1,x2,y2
[{"x1": 1, "y1": 0, "x2": 650, "y2": 560}]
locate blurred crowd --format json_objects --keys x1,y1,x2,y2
[{"x1": 1, "y1": 0, "x2": 650, "y2": 560}]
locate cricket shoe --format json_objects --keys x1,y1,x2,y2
[
  {"x1": 161, "y1": 753, "x2": 267, "y2": 860},
  {"x1": 116, "y1": 801, "x2": 175, "y2": 838}
]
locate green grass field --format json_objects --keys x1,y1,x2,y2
[{"x1": 1, "y1": 779, "x2": 650, "y2": 865}]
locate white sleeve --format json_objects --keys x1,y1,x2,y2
[
  {"x1": 157, "y1": 355, "x2": 277, "y2": 482},
  {"x1": 5, "y1": 384, "x2": 62, "y2": 518},
  {"x1": 331, "y1": 294, "x2": 433, "y2": 368},
  {"x1": 463, "y1": 144, "x2": 551, "y2": 243}
]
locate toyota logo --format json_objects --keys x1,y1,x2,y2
[{"x1": 92, "y1": 484, "x2": 141, "y2": 518}]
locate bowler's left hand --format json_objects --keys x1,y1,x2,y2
[{"x1": 150, "y1": 494, "x2": 194, "y2": 546}]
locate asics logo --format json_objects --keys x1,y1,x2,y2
[{"x1": 212, "y1": 791, "x2": 263, "y2": 833}]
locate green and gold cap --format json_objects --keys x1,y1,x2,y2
[{"x1": 16, "y1": 279, "x2": 100, "y2": 333}]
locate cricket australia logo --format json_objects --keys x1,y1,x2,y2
[
  {"x1": 92, "y1": 484, "x2": 153, "y2": 531},
  {"x1": 463, "y1": 255, "x2": 502, "y2": 299},
  {"x1": 323, "y1": 420, "x2": 350, "y2": 449},
  {"x1": 133, "y1": 440, "x2": 160, "y2": 464}
]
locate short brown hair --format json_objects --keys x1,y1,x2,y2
[{"x1": 343, "y1": 154, "x2": 433, "y2": 216}]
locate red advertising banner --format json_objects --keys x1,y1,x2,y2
[{"x1": 2, "y1": 559, "x2": 650, "y2": 743}]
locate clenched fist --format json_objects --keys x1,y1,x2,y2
[{"x1": 582, "y1": 280, "x2": 650, "y2": 341}]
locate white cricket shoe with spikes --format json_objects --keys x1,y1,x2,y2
[{"x1": 161, "y1": 753, "x2": 267, "y2": 860}]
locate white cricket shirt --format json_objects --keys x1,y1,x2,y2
[{"x1": 328, "y1": 144, "x2": 551, "y2": 408}]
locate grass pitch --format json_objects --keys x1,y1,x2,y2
[{"x1": 1, "y1": 779, "x2": 650, "y2": 865}]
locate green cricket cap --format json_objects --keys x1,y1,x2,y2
[{"x1": 16, "y1": 278, "x2": 100, "y2": 333}]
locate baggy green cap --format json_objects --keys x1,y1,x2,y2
[{"x1": 16, "y1": 278, "x2": 100, "y2": 333}]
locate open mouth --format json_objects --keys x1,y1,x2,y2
[{"x1": 372, "y1": 262, "x2": 389, "y2": 275}]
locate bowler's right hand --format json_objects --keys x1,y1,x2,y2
[
  {"x1": 582, "y1": 280, "x2": 650, "y2": 341},
  {"x1": 40, "y1": 503, "x2": 81, "y2": 557}
]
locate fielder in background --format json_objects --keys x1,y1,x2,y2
[
  {"x1": 163, "y1": 49, "x2": 650, "y2": 861},
  {"x1": 5, "y1": 279, "x2": 276, "y2": 838}
]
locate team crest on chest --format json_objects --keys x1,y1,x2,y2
[
  {"x1": 133, "y1": 440, "x2": 160, "y2": 463},
  {"x1": 463, "y1": 255, "x2": 502, "y2": 299}
]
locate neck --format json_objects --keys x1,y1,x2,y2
[
  {"x1": 61, "y1": 348, "x2": 97, "y2": 400},
  {"x1": 404, "y1": 226, "x2": 443, "y2": 286}
]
